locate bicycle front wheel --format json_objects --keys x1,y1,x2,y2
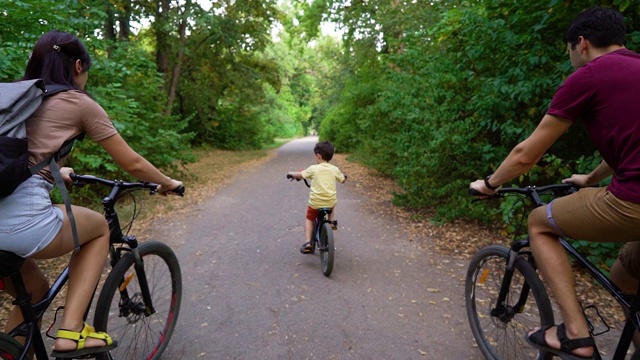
[
  {"x1": 94, "y1": 241, "x2": 182, "y2": 360},
  {"x1": 465, "y1": 244, "x2": 554, "y2": 360},
  {"x1": 319, "y1": 223, "x2": 334, "y2": 277}
]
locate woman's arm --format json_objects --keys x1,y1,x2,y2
[{"x1": 98, "y1": 134, "x2": 182, "y2": 193}]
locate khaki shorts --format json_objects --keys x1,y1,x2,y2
[{"x1": 550, "y1": 187, "x2": 640, "y2": 278}]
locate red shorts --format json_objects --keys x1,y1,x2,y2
[{"x1": 306, "y1": 206, "x2": 333, "y2": 221}]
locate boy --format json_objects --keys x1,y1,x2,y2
[{"x1": 288, "y1": 141, "x2": 347, "y2": 254}]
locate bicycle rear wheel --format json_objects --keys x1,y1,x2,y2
[
  {"x1": 0, "y1": 333, "x2": 21, "y2": 359},
  {"x1": 465, "y1": 244, "x2": 554, "y2": 360},
  {"x1": 319, "y1": 223, "x2": 334, "y2": 277},
  {"x1": 94, "y1": 241, "x2": 182, "y2": 360}
]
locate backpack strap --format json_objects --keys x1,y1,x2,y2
[
  {"x1": 49, "y1": 157, "x2": 81, "y2": 253},
  {"x1": 30, "y1": 85, "x2": 84, "y2": 253},
  {"x1": 28, "y1": 133, "x2": 85, "y2": 254},
  {"x1": 45, "y1": 85, "x2": 74, "y2": 97}
]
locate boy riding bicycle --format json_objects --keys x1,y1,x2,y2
[{"x1": 287, "y1": 141, "x2": 347, "y2": 254}]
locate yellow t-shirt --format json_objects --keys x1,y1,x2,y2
[{"x1": 301, "y1": 162, "x2": 345, "y2": 209}]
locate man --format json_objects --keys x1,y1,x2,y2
[{"x1": 470, "y1": 6, "x2": 640, "y2": 359}]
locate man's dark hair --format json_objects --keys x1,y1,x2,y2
[
  {"x1": 564, "y1": 6, "x2": 626, "y2": 49},
  {"x1": 314, "y1": 141, "x2": 335, "y2": 161}
]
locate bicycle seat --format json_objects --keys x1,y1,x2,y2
[
  {"x1": 318, "y1": 208, "x2": 333, "y2": 215},
  {"x1": 0, "y1": 251, "x2": 25, "y2": 278}
]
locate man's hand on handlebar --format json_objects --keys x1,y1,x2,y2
[{"x1": 469, "y1": 179, "x2": 497, "y2": 197}]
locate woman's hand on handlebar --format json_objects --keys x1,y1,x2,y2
[
  {"x1": 60, "y1": 167, "x2": 75, "y2": 184},
  {"x1": 158, "y1": 179, "x2": 184, "y2": 196}
]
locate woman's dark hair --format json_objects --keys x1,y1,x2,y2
[
  {"x1": 314, "y1": 141, "x2": 335, "y2": 161},
  {"x1": 564, "y1": 6, "x2": 626, "y2": 49},
  {"x1": 22, "y1": 30, "x2": 91, "y2": 89}
]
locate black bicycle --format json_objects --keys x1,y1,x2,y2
[
  {"x1": 287, "y1": 174, "x2": 335, "y2": 277},
  {"x1": 466, "y1": 183, "x2": 640, "y2": 360},
  {"x1": 0, "y1": 174, "x2": 184, "y2": 360}
]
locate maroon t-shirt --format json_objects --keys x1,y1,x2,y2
[{"x1": 548, "y1": 49, "x2": 640, "y2": 204}]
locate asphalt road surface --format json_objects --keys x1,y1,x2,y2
[{"x1": 148, "y1": 137, "x2": 482, "y2": 359}]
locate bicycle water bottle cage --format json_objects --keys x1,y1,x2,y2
[
  {"x1": 0, "y1": 251, "x2": 25, "y2": 278},
  {"x1": 582, "y1": 304, "x2": 610, "y2": 337}
]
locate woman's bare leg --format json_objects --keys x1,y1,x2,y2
[
  {"x1": 32, "y1": 205, "x2": 110, "y2": 351},
  {"x1": 3, "y1": 259, "x2": 49, "y2": 347}
]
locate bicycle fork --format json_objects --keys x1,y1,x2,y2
[
  {"x1": 114, "y1": 236, "x2": 156, "y2": 317},
  {"x1": 494, "y1": 241, "x2": 532, "y2": 321}
]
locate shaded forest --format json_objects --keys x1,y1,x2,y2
[{"x1": 3, "y1": 0, "x2": 639, "y2": 264}]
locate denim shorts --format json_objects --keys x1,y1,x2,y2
[{"x1": 0, "y1": 175, "x2": 63, "y2": 257}]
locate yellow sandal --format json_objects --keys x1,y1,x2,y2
[{"x1": 50, "y1": 322, "x2": 117, "y2": 358}]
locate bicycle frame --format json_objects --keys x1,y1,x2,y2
[
  {"x1": 313, "y1": 208, "x2": 332, "y2": 250},
  {"x1": 0, "y1": 174, "x2": 181, "y2": 360},
  {"x1": 560, "y1": 237, "x2": 639, "y2": 359},
  {"x1": 486, "y1": 184, "x2": 640, "y2": 360},
  {"x1": 4, "y1": 261, "x2": 70, "y2": 360}
]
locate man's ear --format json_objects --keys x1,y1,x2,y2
[{"x1": 577, "y1": 36, "x2": 589, "y2": 52}]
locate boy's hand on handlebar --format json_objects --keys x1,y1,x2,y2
[
  {"x1": 287, "y1": 171, "x2": 302, "y2": 181},
  {"x1": 158, "y1": 179, "x2": 184, "y2": 196}
]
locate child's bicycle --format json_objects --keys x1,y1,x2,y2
[
  {"x1": 466, "y1": 183, "x2": 640, "y2": 360},
  {"x1": 0, "y1": 173, "x2": 184, "y2": 360},
  {"x1": 286, "y1": 174, "x2": 335, "y2": 277}
]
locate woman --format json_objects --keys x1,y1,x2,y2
[{"x1": 0, "y1": 30, "x2": 183, "y2": 357}]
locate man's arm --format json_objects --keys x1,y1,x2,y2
[{"x1": 471, "y1": 114, "x2": 573, "y2": 193}]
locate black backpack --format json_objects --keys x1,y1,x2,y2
[
  {"x1": 0, "y1": 79, "x2": 84, "y2": 251},
  {"x1": 0, "y1": 79, "x2": 84, "y2": 195}
]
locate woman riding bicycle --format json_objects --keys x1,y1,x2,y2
[
  {"x1": 469, "y1": 7, "x2": 640, "y2": 360},
  {"x1": 0, "y1": 30, "x2": 182, "y2": 357}
]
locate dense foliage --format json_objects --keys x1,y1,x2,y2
[
  {"x1": 1, "y1": 0, "x2": 323, "y2": 181},
  {"x1": 5, "y1": 1, "x2": 640, "y2": 266},
  {"x1": 295, "y1": 0, "x2": 640, "y2": 266}
]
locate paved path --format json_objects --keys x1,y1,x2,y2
[{"x1": 149, "y1": 137, "x2": 482, "y2": 359}]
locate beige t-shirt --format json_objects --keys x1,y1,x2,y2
[
  {"x1": 26, "y1": 90, "x2": 118, "y2": 183},
  {"x1": 301, "y1": 162, "x2": 345, "y2": 209}
]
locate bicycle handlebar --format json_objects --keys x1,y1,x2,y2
[
  {"x1": 71, "y1": 173, "x2": 185, "y2": 196},
  {"x1": 469, "y1": 183, "x2": 579, "y2": 199}
]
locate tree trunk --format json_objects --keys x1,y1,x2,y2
[
  {"x1": 164, "y1": 0, "x2": 191, "y2": 116},
  {"x1": 119, "y1": 0, "x2": 132, "y2": 41},
  {"x1": 155, "y1": 0, "x2": 171, "y2": 79}
]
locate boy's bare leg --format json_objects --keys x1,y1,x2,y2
[{"x1": 329, "y1": 207, "x2": 337, "y2": 229}]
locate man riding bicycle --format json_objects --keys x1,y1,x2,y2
[{"x1": 469, "y1": 7, "x2": 640, "y2": 360}]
